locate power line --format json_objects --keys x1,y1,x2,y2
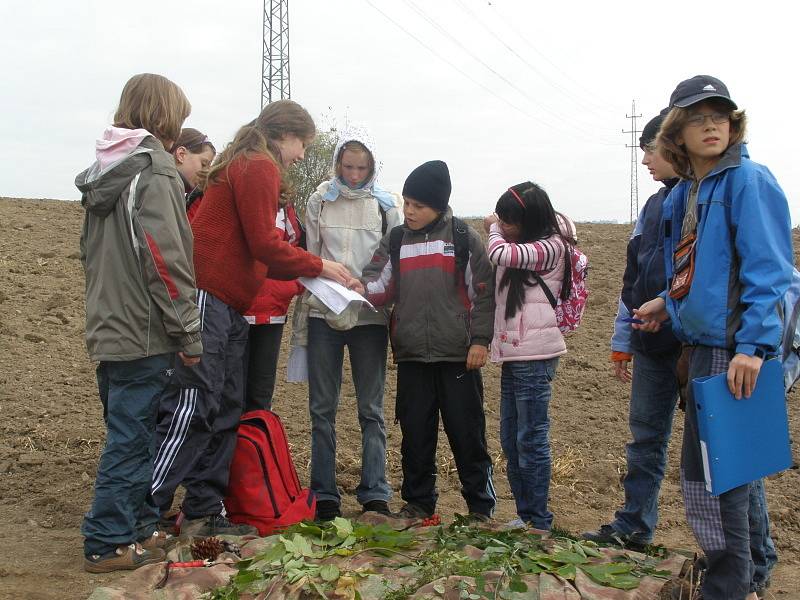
[
  {"x1": 400, "y1": 0, "x2": 617, "y2": 145},
  {"x1": 484, "y1": 0, "x2": 618, "y2": 112},
  {"x1": 623, "y1": 100, "x2": 642, "y2": 224},
  {"x1": 362, "y1": 0, "x2": 553, "y2": 128},
  {"x1": 452, "y1": 0, "x2": 614, "y2": 122}
]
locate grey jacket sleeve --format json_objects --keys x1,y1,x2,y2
[
  {"x1": 134, "y1": 170, "x2": 203, "y2": 356},
  {"x1": 466, "y1": 227, "x2": 494, "y2": 347},
  {"x1": 361, "y1": 232, "x2": 395, "y2": 307}
]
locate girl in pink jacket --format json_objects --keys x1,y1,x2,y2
[{"x1": 485, "y1": 181, "x2": 575, "y2": 530}]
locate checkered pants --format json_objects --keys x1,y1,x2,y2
[{"x1": 681, "y1": 345, "x2": 752, "y2": 599}]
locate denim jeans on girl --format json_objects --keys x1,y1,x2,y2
[
  {"x1": 307, "y1": 319, "x2": 391, "y2": 506},
  {"x1": 82, "y1": 354, "x2": 171, "y2": 556},
  {"x1": 500, "y1": 358, "x2": 559, "y2": 530}
]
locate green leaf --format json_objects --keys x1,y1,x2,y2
[
  {"x1": 319, "y1": 563, "x2": 340, "y2": 582},
  {"x1": 555, "y1": 563, "x2": 576, "y2": 580},
  {"x1": 332, "y1": 516, "x2": 354, "y2": 538},
  {"x1": 292, "y1": 533, "x2": 315, "y2": 557},
  {"x1": 550, "y1": 550, "x2": 589, "y2": 565},
  {"x1": 580, "y1": 563, "x2": 640, "y2": 590},
  {"x1": 433, "y1": 581, "x2": 446, "y2": 594},
  {"x1": 508, "y1": 576, "x2": 528, "y2": 592}
]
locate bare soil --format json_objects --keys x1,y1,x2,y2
[{"x1": 0, "y1": 197, "x2": 797, "y2": 599}]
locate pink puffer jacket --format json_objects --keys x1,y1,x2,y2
[{"x1": 487, "y1": 216, "x2": 575, "y2": 362}]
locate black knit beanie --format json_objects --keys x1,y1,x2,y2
[
  {"x1": 402, "y1": 160, "x2": 451, "y2": 212},
  {"x1": 639, "y1": 108, "x2": 670, "y2": 150}
]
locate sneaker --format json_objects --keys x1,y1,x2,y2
[
  {"x1": 315, "y1": 500, "x2": 342, "y2": 521},
  {"x1": 361, "y1": 500, "x2": 392, "y2": 516},
  {"x1": 181, "y1": 514, "x2": 258, "y2": 537},
  {"x1": 140, "y1": 530, "x2": 173, "y2": 551},
  {"x1": 84, "y1": 543, "x2": 165, "y2": 574},
  {"x1": 392, "y1": 503, "x2": 433, "y2": 520},
  {"x1": 580, "y1": 524, "x2": 650, "y2": 549}
]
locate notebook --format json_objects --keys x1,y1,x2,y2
[{"x1": 693, "y1": 358, "x2": 791, "y2": 495}]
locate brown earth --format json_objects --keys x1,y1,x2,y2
[{"x1": 0, "y1": 197, "x2": 797, "y2": 600}]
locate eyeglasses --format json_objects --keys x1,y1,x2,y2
[{"x1": 685, "y1": 112, "x2": 730, "y2": 128}]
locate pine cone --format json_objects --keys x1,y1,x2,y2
[{"x1": 190, "y1": 536, "x2": 225, "y2": 561}]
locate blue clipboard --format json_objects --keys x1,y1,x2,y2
[{"x1": 693, "y1": 358, "x2": 791, "y2": 496}]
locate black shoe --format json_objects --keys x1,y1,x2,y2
[
  {"x1": 392, "y1": 503, "x2": 433, "y2": 520},
  {"x1": 181, "y1": 514, "x2": 258, "y2": 537},
  {"x1": 465, "y1": 512, "x2": 491, "y2": 524},
  {"x1": 315, "y1": 500, "x2": 342, "y2": 521},
  {"x1": 361, "y1": 500, "x2": 392, "y2": 516},
  {"x1": 581, "y1": 524, "x2": 650, "y2": 548}
]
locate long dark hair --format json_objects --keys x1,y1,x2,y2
[{"x1": 496, "y1": 182, "x2": 564, "y2": 320}]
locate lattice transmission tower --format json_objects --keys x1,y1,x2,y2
[
  {"x1": 262, "y1": 0, "x2": 290, "y2": 109},
  {"x1": 623, "y1": 100, "x2": 642, "y2": 223}
]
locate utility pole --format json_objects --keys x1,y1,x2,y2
[
  {"x1": 623, "y1": 100, "x2": 642, "y2": 224},
  {"x1": 262, "y1": 0, "x2": 290, "y2": 109}
]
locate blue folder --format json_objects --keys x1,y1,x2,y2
[{"x1": 693, "y1": 358, "x2": 791, "y2": 496}]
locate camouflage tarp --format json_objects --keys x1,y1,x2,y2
[{"x1": 87, "y1": 514, "x2": 690, "y2": 600}]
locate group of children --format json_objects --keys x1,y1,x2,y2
[{"x1": 76, "y1": 72, "x2": 792, "y2": 600}]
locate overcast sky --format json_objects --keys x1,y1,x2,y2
[{"x1": 2, "y1": 0, "x2": 798, "y2": 224}]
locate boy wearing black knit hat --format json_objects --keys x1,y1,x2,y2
[{"x1": 354, "y1": 160, "x2": 497, "y2": 521}]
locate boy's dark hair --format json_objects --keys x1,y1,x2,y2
[{"x1": 495, "y1": 182, "x2": 567, "y2": 320}]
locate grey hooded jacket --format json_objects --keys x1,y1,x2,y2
[{"x1": 76, "y1": 136, "x2": 202, "y2": 361}]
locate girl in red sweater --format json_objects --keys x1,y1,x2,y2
[{"x1": 151, "y1": 100, "x2": 350, "y2": 536}]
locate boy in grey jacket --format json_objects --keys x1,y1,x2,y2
[
  {"x1": 357, "y1": 160, "x2": 496, "y2": 520},
  {"x1": 75, "y1": 74, "x2": 201, "y2": 573}
]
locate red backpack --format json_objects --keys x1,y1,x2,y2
[{"x1": 224, "y1": 410, "x2": 315, "y2": 535}]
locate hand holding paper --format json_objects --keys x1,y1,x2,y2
[{"x1": 299, "y1": 276, "x2": 375, "y2": 315}]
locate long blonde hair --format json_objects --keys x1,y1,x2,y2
[
  {"x1": 657, "y1": 101, "x2": 747, "y2": 179},
  {"x1": 113, "y1": 73, "x2": 191, "y2": 147},
  {"x1": 204, "y1": 100, "x2": 315, "y2": 192}
]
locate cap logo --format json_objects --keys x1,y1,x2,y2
[{"x1": 702, "y1": 84, "x2": 716, "y2": 91}]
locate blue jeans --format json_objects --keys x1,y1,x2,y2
[
  {"x1": 82, "y1": 354, "x2": 171, "y2": 556},
  {"x1": 612, "y1": 350, "x2": 679, "y2": 541},
  {"x1": 749, "y1": 478, "x2": 778, "y2": 592},
  {"x1": 307, "y1": 319, "x2": 391, "y2": 505},
  {"x1": 500, "y1": 358, "x2": 558, "y2": 530}
]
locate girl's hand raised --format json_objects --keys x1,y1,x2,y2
[
  {"x1": 483, "y1": 213, "x2": 498, "y2": 234},
  {"x1": 320, "y1": 259, "x2": 352, "y2": 285}
]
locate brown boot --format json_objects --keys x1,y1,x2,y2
[{"x1": 84, "y1": 543, "x2": 165, "y2": 574}]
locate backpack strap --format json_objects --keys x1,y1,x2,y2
[
  {"x1": 380, "y1": 204, "x2": 388, "y2": 235},
  {"x1": 389, "y1": 224, "x2": 405, "y2": 282},
  {"x1": 451, "y1": 216, "x2": 470, "y2": 279},
  {"x1": 531, "y1": 272, "x2": 558, "y2": 310},
  {"x1": 560, "y1": 241, "x2": 573, "y2": 301}
]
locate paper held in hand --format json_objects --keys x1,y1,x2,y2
[{"x1": 298, "y1": 277, "x2": 376, "y2": 315}]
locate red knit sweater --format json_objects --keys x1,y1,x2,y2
[{"x1": 192, "y1": 155, "x2": 322, "y2": 314}]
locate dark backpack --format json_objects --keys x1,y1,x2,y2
[
  {"x1": 224, "y1": 410, "x2": 315, "y2": 535},
  {"x1": 781, "y1": 267, "x2": 800, "y2": 393},
  {"x1": 388, "y1": 216, "x2": 470, "y2": 286}
]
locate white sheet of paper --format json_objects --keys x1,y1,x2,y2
[{"x1": 299, "y1": 276, "x2": 375, "y2": 315}]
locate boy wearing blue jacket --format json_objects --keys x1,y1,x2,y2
[{"x1": 636, "y1": 76, "x2": 793, "y2": 600}]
